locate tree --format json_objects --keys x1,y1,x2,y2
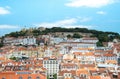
[
  {"x1": 96, "y1": 41, "x2": 103, "y2": 47},
  {"x1": 10, "y1": 57, "x2": 17, "y2": 60},
  {"x1": 73, "y1": 33, "x2": 82, "y2": 38},
  {"x1": 67, "y1": 34, "x2": 72, "y2": 38},
  {"x1": 98, "y1": 34, "x2": 109, "y2": 42},
  {"x1": 53, "y1": 74, "x2": 57, "y2": 79},
  {"x1": 3, "y1": 27, "x2": 120, "y2": 44},
  {"x1": 0, "y1": 43, "x2": 3, "y2": 48}
]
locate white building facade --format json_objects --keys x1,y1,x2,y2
[{"x1": 43, "y1": 59, "x2": 59, "y2": 76}]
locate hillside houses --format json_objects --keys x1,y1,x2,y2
[
  {"x1": 0, "y1": 34, "x2": 120, "y2": 79},
  {"x1": 3, "y1": 36, "x2": 36, "y2": 46}
]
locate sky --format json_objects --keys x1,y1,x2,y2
[{"x1": 0, "y1": 0, "x2": 120, "y2": 36}]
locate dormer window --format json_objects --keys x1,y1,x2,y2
[
  {"x1": 80, "y1": 74, "x2": 87, "y2": 78},
  {"x1": 64, "y1": 73, "x2": 71, "y2": 78}
]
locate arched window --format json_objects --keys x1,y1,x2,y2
[
  {"x1": 36, "y1": 76, "x2": 40, "y2": 79},
  {"x1": 19, "y1": 76, "x2": 23, "y2": 79},
  {"x1": 28, "y1": 76, "x2": 32, "y2": 79}
]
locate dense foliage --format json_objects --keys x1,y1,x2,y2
[
  {"x1": 0, "y1": 43, "x2": 3, "y2": 48},
  {"x1": 4, "y1": 27, "x2": 120, "y2": 45},
  {"x1": 73, "y1": 33, "x2": 83, "y2": 38},
  {"x1": 0, "y1": 37, "x2": 4, "y2": 48}
]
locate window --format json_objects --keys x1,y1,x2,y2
[
  {"x1": 113, "y1": 74, "x2": 118, "y2": 78},
  {"x1": 56, "y1": 61, "x2": 58, "y2": 64},
  {"x1": 80, "y1": 74, "x2": 87, "y2": 78},
  {"x1": 19, "y1": 76, "x2": 23, "y2": 79},
  {"x1": 28, "y1": 62, "x2": 31, "y2": 64},
  {"x1": 53, "y1": 61, "x2": 55, "y2": 64},
  {"x1": 47, "y1": 61, "x2": 49, "y2": 64},
  {"x1": 69, "y1": 73, "x2": 71, "y2": 77},
  {"x1": 44, "y1": 61, "x2": 46, "y2": 64},
  {"x1": 50, "y1": 75, "x2": 52, "y2": 77},
  {"x1": 36, "y1": 76, "x2": 40, "y2": 79},
  {"x1": 50, "y1": 61, "x2": 52, "y2": 64},
  {"x1": 80, "y1": 74, "x2": 83, "y2": 77},
  {"x1": 64, "y1": 73, "x2": 67, "y2": 77},
  {"x1": 81, "y1": 61, "x2": 85, "y2": 64},
  {"x1": 83, "y1": 74, "x2": 87, "y2": 78},
  {"x1": 28, "y1": 76, "x2": 32, "y2": 79}
]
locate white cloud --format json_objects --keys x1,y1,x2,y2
[
  {"x1": 97, "y1": 11, "x2": 106, "y2": 15},
  {"x1": 65, "y1": 25, "x2": 93, "y2": 28},
  {"x1": 0, "y1": 25, "x2": 20, "y2": 29},
  {"x1": 65, "y1": 0, "x2": 117, "y2": 8},
  {"x1": 0, "y1": 7, "x2": 10, "y2": 15},
  {"x1": 77, "y1": 17, "x2": 91, "y2": 22},
  {"x1": 35, "y1": 18, "x2": 93, "y2": 29},
  {"x1": 35, "y1": 18, "x2": 77, "y2": 28}
]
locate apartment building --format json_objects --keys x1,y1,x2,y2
[{"x1": 43, "y1": 57, "x2": 59, "y2": 78}]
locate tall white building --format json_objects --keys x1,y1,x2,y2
[{"x1": 43, "y1": 58, "x2": 59, "y2": 77}]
